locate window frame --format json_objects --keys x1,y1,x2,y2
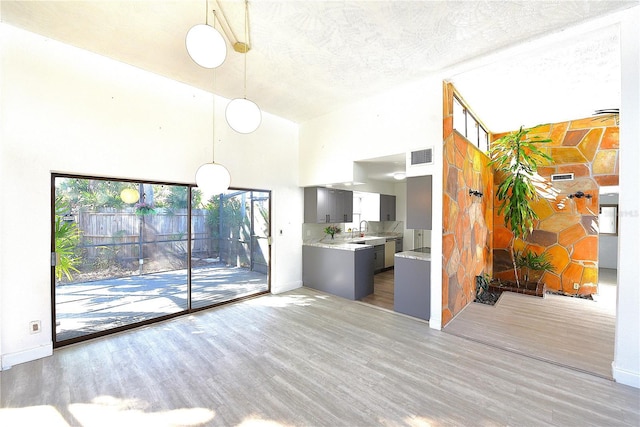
[{"x1": 453, "y1": 93, "x2": 490, "y2": 153}]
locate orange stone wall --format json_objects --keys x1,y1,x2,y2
[
  {"x1": 442, "y1": 83, "x2": 494, "y2": 326},
  {"x1": 492, "y1": 116, "x2": 619, "y2": 294}
]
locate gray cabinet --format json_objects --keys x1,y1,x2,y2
[
  {"x1": 395, "y1": 238, "x2": 403, "y2": 253},
  {"x1": 406, "y1": 175, "x2": 432, "y2": 229},
  {"x1": 304, "y1": 187, "x2": 353, "y2": 223},
  {"x1": 302, "y1": 245, "x2": 374, "y2": 300},
  {"x1": 373, "y1": 244, "x2": 385, "y2": 273},
  {"x1": 379, "y1": 194, "x2": 396, "y2": 221},
  {"x1": 335, "y1": 189, "x2": 353, "y2": 223},
  {"x1": 394, "y1": 256, "x2": 430, "y2": 320}
]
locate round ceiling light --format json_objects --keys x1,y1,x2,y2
[
  {"x1": 195, "y1": 162, "x2": 231, "y2": 196},
  {"x1": 185, "y1": 24, "x2": 227, "y2": 69},
  {"x1": 393, "y1": 172, "x2": 406, "y2": 181},
  {"x1": 120, "y1": 188, "x2": 140, "y2": 204},
  {"x1": 225, "y1": 98, "x2": 261, "y2": 134}
]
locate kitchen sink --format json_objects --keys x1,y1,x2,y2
[{"x1": 352, "y1": 236, "x2": 386, "y2": 246}]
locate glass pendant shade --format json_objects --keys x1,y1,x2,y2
[
  {"x1": 186, "y1": 24, "x2": 227, "y2": 68},
  {"x1": 225, "y1": 98, "x2": 261, "y2": 134},
  {"x1": 120, "y1": 188, "x2": 140, "y2": 204},
  {"x1": 195, "y1": 162, "x2": 231, "y2": 195}
]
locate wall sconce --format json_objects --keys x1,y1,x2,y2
[
  {"x1": 469, "y1": 189, "x2": 483, "y2": 197},
  {"x1": 568, "y1": 191, "x2": 592, "y2": 199}
]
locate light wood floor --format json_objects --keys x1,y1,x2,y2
[
  {"x1": 1, "y1": 287, "x2": 638, "y2": 426},
  {"x1": 360, "y1": 268, "x2": 395, "y2": 310},
  {"x1": 444, "y1": 269, "x2": 617, "y2": 379}
]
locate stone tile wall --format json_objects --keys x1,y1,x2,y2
[
  {"x1": 492, "y1": 116, "x2": 619, "y2": 295},
  {"x1": 442, "y1": 83, "x2": 493, "y2": 326}
]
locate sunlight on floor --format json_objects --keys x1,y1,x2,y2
[
  {"x1": 245, "y1": 294, "x2": 315, "y2": 308},
  {"x1": 237, "y1": 415, "x2": 295, "y2": 427},
  {"x1": 0, "y1": 406, "x2": 71, "y2": 427},
  {"x1": 68, "y1": 396, "x2": 215, "y2": 426}
]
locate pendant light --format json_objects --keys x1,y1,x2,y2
[
  {"x1": 195, "y1": 32, "x2": 231, "y2": 196},
  {"x1": 186, "y1": 0, "x2": 227, "y2": 68},
  {"x1": 226, "y1": 0, "x2": 261, "y2": 134},
  {"x1": 120, "y1": 188, "x2": 140, "y2": 204}
]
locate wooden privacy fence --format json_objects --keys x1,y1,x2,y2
[{"x1": 77, "y1": 208, "x2": 214, "y2": 263}]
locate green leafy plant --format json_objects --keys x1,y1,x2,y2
[
  {"x1": 54, "y1": 196, "x2": 81, "y2": 281},
  {"x1": 515, "y1": 250, "x2": 554, "y2": 285},
  {"x1": 324, "y1": 225, "x2": 341, "y2": 238},
  {"x1": 489, "y1": 125, "x2": 552, "y2": 287}
]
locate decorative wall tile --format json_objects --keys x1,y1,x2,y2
[
  {"x1": 572, "y1": 236, "x2": 598, "y2": 261},
  {"x1": 550, "y1": 147, "x2": 588, "y2": 164},
  {"x1": 526, "y1": 229, "x2": 557, "y2": 247},
  {"x1": 563, "y1": 129, "x2": 589, "y2": 146},
  {"x1": 441, "y1": 83, "x2": 493, "y2": 326},
  {"x1": 601, "y1": 127, "x2": 619, "y2": 149},
  {"x1": 558, "y1": 223, "x2": 587, "y2": 247},
  {"x1": 492, "y1": 116, "x2": 619, "y2": 294},
  {"x1": 592, "y1": 150, "x2": 617, "y2": 174},
  {"x1": 577, "y1": 128, "x2": 603, "y2": 161}
]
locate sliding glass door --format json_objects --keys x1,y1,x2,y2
[
  {"x1": 52, "y1": 175, "x2": 270, "y2": 346},
  {"x1": 191, "y1": 190, "x2": 270, "y2": 309}
]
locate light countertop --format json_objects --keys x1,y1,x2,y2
[{"x1": 395, "y1": 248, "x2": 431, "y2": 261}]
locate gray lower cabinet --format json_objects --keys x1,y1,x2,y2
[
  {"x1": 302, "y1": 245, "x2": 374, "y2": 300},
  {"x1": 373, "y1": 244, "x2": 385, "y2": 273},
  {"x1": 395, "y1": 238, "x2": 403, "y2": 253},
  {"x1": 394, "y1": 256, "x2": 430, "y2": 320}
]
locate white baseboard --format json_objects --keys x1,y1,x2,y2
[
  {"x1": 612, "y1": 362, "x2": 640, "y2": 388},
  {"x1": 1, "y1": 342, "x2": 53, "y2": 370}
]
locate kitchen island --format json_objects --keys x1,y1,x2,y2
[
  {"x1": 302, "y1": 242, "x2": 374, "y2": 300},
  {"x1": 394, "y1": 248, "x2": 431, "y2": 321}
]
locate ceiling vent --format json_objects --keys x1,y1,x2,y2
[{"x1": 551, "y1": 173, "x2": 574, "y2": 182}]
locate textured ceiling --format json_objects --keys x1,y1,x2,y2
[{"x1": 1, "y1": 0, "x2": 635, "y2": 131}]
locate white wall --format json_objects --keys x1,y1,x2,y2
[
  {"x1": 0, "y1": 24, "x2": 302, "y2": 368},
  {"x1": 298, "y1": 78, "x2": 444, "y2": 329},
  {"x1": 613, "y1": 6, "x2": 640, "y2": 388}
]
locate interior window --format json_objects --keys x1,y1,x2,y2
[{"x1": 453, "y1": 94, "x2": 489, "y2": 153}]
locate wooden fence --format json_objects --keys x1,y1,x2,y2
[{"x1": 77, "y1": 208, "x2": 213, "y2": 264}]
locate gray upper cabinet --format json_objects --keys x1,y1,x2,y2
[
  {"x1": 406, "y1": 175, "x2": 432, "y2": 229},
  {"x1": 379, "y1": 194, "x2": 396, "y2": 221},
  {"x1": 304, "y1": 187, "x2": 353, "y2": 223}
]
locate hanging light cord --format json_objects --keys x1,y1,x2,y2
[
  {"x1": 211, "y1": 8, "x2": 217, "y2": 164},
  {"x1": 243, "y1": 0, "x2": 249, "y2": 99}
]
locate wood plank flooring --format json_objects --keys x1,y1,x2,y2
[
  {"x1": 444, "y1": 279, "x2": 616, "y2": 379},
  {"x1": 1, "y1": 287, "x2": 638, "y2": 426},
  {"x1": 360, "y1": 268, "x2": 395, "y2": 310}
]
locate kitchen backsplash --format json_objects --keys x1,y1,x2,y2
[{"x1": 302, "y1": 221, "x2": 404, "y2": 243}]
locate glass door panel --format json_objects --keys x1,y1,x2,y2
[
  {"x1": 54, "y1": 177, "x2": 189, "y2": 343},
  {"x1": 191, "y1": 189, "x2": 270, "y2": 310}
]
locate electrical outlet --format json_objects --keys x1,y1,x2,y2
[
  {"x1": 573, "y1": 283, "x2": 580, "y2": 290},
  {"x1": 29, "y1": 320, "x2": 41, "y2": 334}
]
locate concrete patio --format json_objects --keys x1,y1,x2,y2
[{"x1": 55, "y1": 264, "x2": 268, "y2": 342}]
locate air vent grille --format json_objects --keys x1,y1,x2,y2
[
  {"x1": 551, "y1": 173, "x2": 574, "y2": 182},
  {"x1": 411, "y1": 148, "x2": 433, "y2": 165}
]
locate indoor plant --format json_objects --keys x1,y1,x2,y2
[
  {"x1": 489, "y1": 125, "x2": 552, "y2": 287},
  {"x1": 324, "y1": 225, "x2": 341, "y2": 239}
]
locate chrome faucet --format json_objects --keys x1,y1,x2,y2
[{"x1": 359, "y1": 220, "x2": 369, "y2": 235}]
